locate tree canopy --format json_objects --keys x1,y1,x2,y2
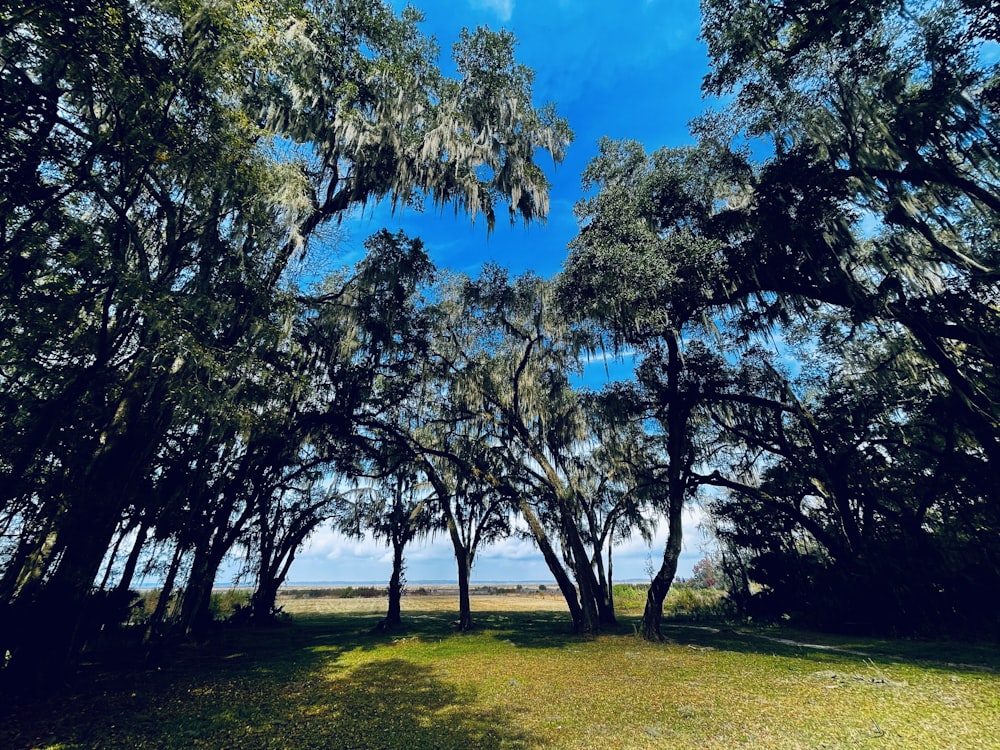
[
  {"x1": 2, "y1": 0, "x2": 998, "y2": 697},
  {"x1": 0, "y1": 0, "x2": 569, "y2": 689},
  {"x1": 561, "y1": 0, "x2": 1000, "y2": 636}
]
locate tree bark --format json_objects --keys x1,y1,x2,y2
[
  {"x1": 640, "y1": 498, "x2": 684, "y2": 641},
  {"x1": 640, "y1": 332, "x2": 690, "y2": 641},
  {"x1": 176, "y1": 536, "x2": 233, "y2": 637},
  {"x1": 144, "y1": 542, "x2": 185, "y2": 644},
  {"x1": 385, "y1": 536, "x2": 405, "y2": 629},
  {"x1": 455, "y1": 547, "x2": 473, "y2": 631},
  {"x1": 518, "y1": 498, "x2": 584, "y2": 631},
  {"x1": 561, "y1": 515, "x2": 603, "y2": 633},
  {"x1": 112, "y1": 517, "x2": 150, "y2": 599}
]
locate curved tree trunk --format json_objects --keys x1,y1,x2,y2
[
  {"x1": 640, "y1": 498, "x2": 684, "y2": 641},
  {"x1": 111, "y1": 517, "x2": 150, "y2": 599},
  {"x1": 1, "y1": 500, "x2": 122, "y2": 692},
  {"x1": 2, "y1": 360, "x2": 175, "y2": 690},
  {"x1": 250, "y1": 578, "x2": 282, "y2": 623},
  {"x1": 562, "y1": 518, "x2": 602, "y2": 633},
  {"x1": 640, "y1": 332, "x2": 690, "y2": 642},
  {"x1": 2, "y1": 429, "x2": 154, "y2": 691},
  {"x1": 250, "y1": 518, "x2": 323, "y2": 623},
  {"x1": 518, "y1": 498, "x2": 585, "y2": 631},
  {"x1": 98, "y1": 520, "x2": 133, "y2": 592},
  {"x1": 176, "y1": 489, "x2": 255, "y2": 636},
  {"x1": 176, "y1": 539, "x2": 232, "y2": 637}
]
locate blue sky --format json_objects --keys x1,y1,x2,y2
[{"x1": 283, "y1": 0, "x2": 715, "y2": 586}]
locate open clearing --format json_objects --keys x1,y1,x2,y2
[{"x1": 3, "y1": 591, "x2": 998, "y2": 749}]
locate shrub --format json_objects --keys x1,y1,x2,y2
[
  {"x1": 209, "y1": 589, "x2": 252, "y2": 620},
  {"x1": 337, "y1": 586, "x2": 383, "y2": 599},
  {"x1": 663, "y1": 584, "x2": 729, "y2": 621},
  {"x1": 612, "y1": 583, "x2": 649, "y2": 614}
]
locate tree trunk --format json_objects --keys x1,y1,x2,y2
[
  {"x1": 440, "y1": 499, "x2": 475, "y2": 632},
  {"x1": 592, "y1": 552, "x2": 617, "y2": 626},
  {"x1": 562, "y1": 516, "x2": 602, "y2": 633},
  {"x1": 177, "y1": 491, "x2": 254, "y2": 636},
  {"x1": 604, "y1": 544, "x2": 616, "y2": 623},
  {"x1": 250, "y1": 577, "x2": 282, "y2": 623},
  {"x1": 251, "y1": 518, "x2": 322, "y2": 622},
  {"x1": 98, "y1": 520, "x2": 132, "y2": 591},
  {"x1": 518, "y1": 498, "x2": 584, "y2": 631},
  {"x1": 177, "y1": 537, "x2": 232, "y2": 637},
  {"x1": 112, "y1": 517, "x2": 150, "y2": 598},
  {"x1": 385, "y1": 537, "x2": 405, "y2": 629},
  {"x1": 640, "y1": 332, "x2": 689, "y2": 642},
  {"x1": 455, "y1": 547, "x2": 473, "y2": 631},
  {"x1": 640, "y1": 496, "x2": 685, "y2": 641},
  {"x1": 145, "y1": 542, "x2": 185, "y2": 644},
  {"x1": 2, "y1": 483, "x2": 130, "y2": 692}
]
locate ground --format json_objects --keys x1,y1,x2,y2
[{"x1": 2, "y1": 588, "x2": 998, "y2": 749}]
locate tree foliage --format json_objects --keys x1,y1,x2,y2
[
  {"x1": 561, "y1": 0, "x2": 1000, "y2": 636},
  {"x1": 0, "y1": 0, "x2": 568, "y2": 689}
]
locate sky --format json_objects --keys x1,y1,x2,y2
[{"x1": 281, "y1": 0, "x2": 716, "y2": 586}]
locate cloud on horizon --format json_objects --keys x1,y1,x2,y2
[{"x1": 287, "y1": 504, "x2": 714, "y2": 584}]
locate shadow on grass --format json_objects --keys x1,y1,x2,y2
[
  {"x1": 387, "y1": 606, "x2": 644, "y2": 650},
  {"x1": 0, "y1": 613, "x2": 537, "y2": 750},
  {"x1": 7, "y1": 606, "x2": 994, "y2": 749},
  {"x1": 658, "y1": 621, "x2": 1000, "y2": 674}
]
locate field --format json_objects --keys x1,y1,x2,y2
[{"x1": 3, "y1": 588, "x2": 999, "y2": 749}]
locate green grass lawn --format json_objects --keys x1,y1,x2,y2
[{"x1": 3, "y1": 593, "x2": 998, "y2": 749}]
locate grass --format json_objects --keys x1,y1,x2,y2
[{"x1": 2, "y1": 591, "x2": 998, "y2": 749}]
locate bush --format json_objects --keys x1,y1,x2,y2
[
  {"x1": 337, "y1": 586, "x2": 384, "y2": 599},
  {"x1": 663, "y1": 585, "x2": 729, "y2": 621},
  {"x1": 209, "y1": 589, "x2": 252, "y2": 620},
  {"x1": 612, "y1": 583, "x2": 649, "y2": 614}
]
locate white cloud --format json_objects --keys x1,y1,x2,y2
[
  {"x1": 470, "y1": 0, "x2": 514, "y2": 22},
  {"x1": 285, "y1": 506, "x2": 717, "y2": 584},
  {"x1": 478, "y1": 535, "x2": 544, "y2": 561}
]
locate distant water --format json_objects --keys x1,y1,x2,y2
[
  {"x1": 130, "y1": 578, "x2": 650, "y2": 589},
  {"x1": 130, "y1": 579, "x2": 558, "y2": 589},
  {"x1": 281, "y1": 579, "x2": 559, "y2": 587}
]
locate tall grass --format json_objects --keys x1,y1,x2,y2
[{"x1": 613, "y1": 582, "x2": 729, "y2": 620}]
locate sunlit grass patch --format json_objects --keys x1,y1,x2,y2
[{"x1": 3, "y1": 594, "x2": 998, "y2": 749}]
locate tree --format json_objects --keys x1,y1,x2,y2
[
  {"x1": 703, "y1": 330, "x2": 1000, "y2": 633},
  {"x1": 336, "y1": 463, "x2": 434, "y2": 631},
  {"x1": 245, "y1": 480, "x2": 341, "y2": 624},
  {"x1": 0, "y1": 0, "x2": 569, "y2": 688},
  {"x1": 663, "y1": 0, "x2": 1000, "y2": 634},
  {"x1": 420, "y1": 444, "x2": 512, "y2": 632},
  {"x1": 560, "y1": 0, "x2": 1000, "y2": 631},
  {"x1": 301, "y1": 228, "x2": 440, "y2": 630},
  {"x1": 698, "y1": 0, "x2": 1000, "y2": 465},
  {"x1": 559, "y1": 138, "x2": 748, "y2": 640},
  {"x1": 413, "y1": 268, "x2": 664, "y2": 634}
]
